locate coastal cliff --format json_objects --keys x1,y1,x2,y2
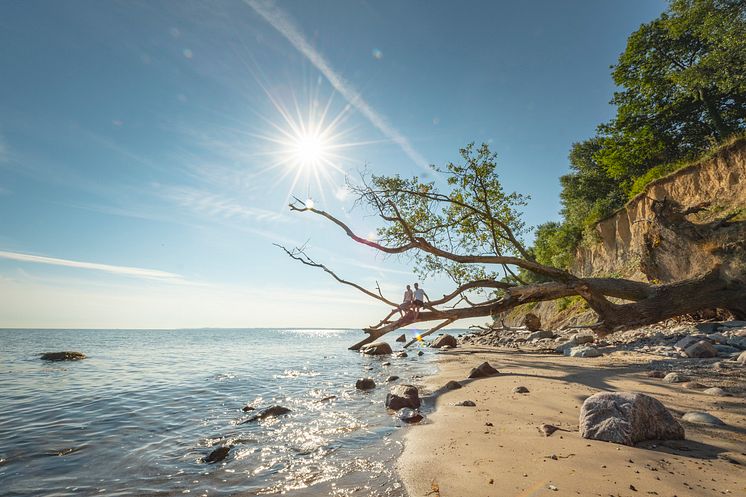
[{"x1": 504, "y1": 137, "x2": 746, "y2": 329}]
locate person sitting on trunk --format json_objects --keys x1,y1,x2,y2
[
  {"x1": 398, "y1": 284, "x2": 413, "y2": 318},
  {"x1": 412, "y1": 282, "x2": 429, "y2": 319}
]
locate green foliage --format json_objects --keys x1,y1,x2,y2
[
  {"x1": 361, "y1": 143, "x2": 529, "y2": 288},
  {"x1": 534, "y1": 0, "x2": 746, "y2": 270},
  {"x1": 533, "y1": 222, "x2": 580, "y2": 270}
]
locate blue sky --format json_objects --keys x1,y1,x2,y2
[{"x1": 0, "y1": 0, "x2": 666, "y2": 329}]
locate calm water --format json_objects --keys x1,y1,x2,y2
[{"x1": 0, "y1": 328, "x2": 438, "y2": 497}]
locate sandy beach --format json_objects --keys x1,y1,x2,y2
[{"x1": 398, "y1": 346, "x2": 746, "y2": 497}]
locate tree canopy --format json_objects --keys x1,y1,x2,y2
[{"x1": 540, "y1": 0, "x2": 746, "y2": 270}]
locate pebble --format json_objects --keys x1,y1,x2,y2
[{"x1": 455, "y1": 400, "x2": 476, "y2": 407}]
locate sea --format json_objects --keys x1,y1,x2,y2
[{"x1": 0, "y1": 328, "x2": 443, "y2": 497}]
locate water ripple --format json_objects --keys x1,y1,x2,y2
[{"x1": 0, "y1": 328, "x2": 436, "y2": 496}]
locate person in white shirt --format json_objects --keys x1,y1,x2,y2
[
  {"x1": 398, "y1": 284, "x2": 414, "y2": 318},
  {"x1": 412, "y1": 282, "x2": 429, "y2": 319}
]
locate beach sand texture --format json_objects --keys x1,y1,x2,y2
[{"x1": 399, "y1": 347, "x2": 746, "y2": 497}]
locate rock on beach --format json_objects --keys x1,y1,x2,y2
[
  {"x1": 431, "y1": 334, "x2": 457, "y2": 348},
  {"x1": 385, "y1": 384, "x2": 420, "y2": 410},
  {"x1": 468, "y1": 361, "x2": 499, "y2": 378},
  {"x1": 360, "y1": 342, "x2": 392, "y2": 355},
  {"x1": 579, "y1": 392, "x2": 684, "y2": 446}
]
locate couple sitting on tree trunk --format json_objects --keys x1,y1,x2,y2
[{"x1": 398, "y1": 283, "x2": 429, "y2": 320}]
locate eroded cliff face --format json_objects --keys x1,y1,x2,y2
[
  {"x1": 574, "y1": 139, "x2": 746, "y2": 282},
  {"x1": 502, "y1": 138, "x2": 746, "y2": 329}
]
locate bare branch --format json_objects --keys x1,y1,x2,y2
[{"x1": 274, "y1": 243, "x2": 398, "y2": 307}]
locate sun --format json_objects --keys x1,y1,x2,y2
[
  {"x1": 293, "y1": 131, "x2": 327, "y2": 168},
  {"x1": 246, "y1": 79, "x2": 382, "y2": 206}
]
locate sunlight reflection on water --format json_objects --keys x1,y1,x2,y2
[{"x1": 0, "y1": 328, "x2": 436, "y2": 496}]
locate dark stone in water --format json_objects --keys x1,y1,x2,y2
[
  {"x1": 397, "y1": 408, "x2": 424, "y2": 423},
  {"x1": 203, "y1": 446, "x2": 232, "y2": 463},
  {"x1": 385, "y1": 384, "x2": 420, "y2": 410},
  {"x1": 317, "y1": 395, "x2": 337, "y2": 403},
  {"x1": 396, "y1": 334, "x2": 406, "y2": 343},
  {"x1": 242, "y1": 405, "x2": 255, "y2": 412},
  {"x1": 386, "y1": 375, "x2": 400, "y2": 382},
  {"x1": 356, "y1": 378, "x2": 376, "y2": 390},
  {"x1": 40, "y1": 351, "x2": 86, "y2": 361},
  {"x1": 240, "y1": 405, "x2": 291, "y2": 424},
  {"x1": 417, "y1": 350, "x2": 424, "y2": 356}
]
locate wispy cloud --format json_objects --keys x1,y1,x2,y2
[
  {"x1": 246, "y1": 0, "x2": 430, "y2": 171},
  {"x1": 163, "y1": 185, "x2": 285, "y2": 222},
  {"x1": 0, "y1": 250, "x2": 184, "y2": 282}
]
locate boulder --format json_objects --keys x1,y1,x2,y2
[
  {"x1": 455, "y1": 400, "x2": 476, "y2": 407},
  {"x1": 579, "y1": 392, "x2": 684, "y2": 446},
  {"x1": 397, "y1": 408, "x2": 424, "y2": 423},
  {"x1": 527, "y1": 330, "x2": 553, "y2": 340},
  {"x1": 395, "y1": 334, "x2": 406, "y2": 343},
  {"x1": 240, "y1": 405, "x2": 291, "y2": 423},
  {"x1": 242, "y1": 405, "x2": 255, "y2": 412},
  {"x1": 555, "y1": 339, "x2": 578, "y2": 354},
  {"x1": 386, "y1": 375, "x2": 399, "y2": 382},
  {"x1": 569, "y1": 346, "x2": 602, "y2": 358},
  {"x1": 468, "y1": 361, "x2": 500, "y2": 378},
  {"x1": 513, "y1": 386, "x2": 530, "y2": 394},
  {"x1": 385, "y1": 384, "x2": 420, "y2": 410},
  {"x1": 663, "y1": 372, "x2": 688, "y2": 383},
  {"x1": 682, "y1": 412, "x2": 725, "y2": 426},
  {"x1": 431, "y1": 334, "x2": 457, "y2": 348},
  {"x1": 356, "y1": 378, "x2": 376, "y2": 390},
  {"x1": 683, "y1": 340, "x2": 718, "y2": 358},
  {"x1": 360, "y1": 342, "x2": 392, "y2": 355},
  {"x1": 524, "y1": 313, "x2": 541, "y2": 331},
  {"x1": 444, "y1": 380, "x2": 462, "y2": 390},
  {"x1": 40, "y1": 351, "x2": 86, "y2": 361},
  {"x1": 396, "y1": 351, "x2": 408, "y2": 358},
  {"x1": 203, "y1": 446, "x2": 232, "y2": 463},
  {"x1": 674, "y1": 336, "x2": 707, "y2": 351}
]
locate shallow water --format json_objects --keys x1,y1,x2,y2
[{"x1": 0, "y1": 328, "x2": 437, "y2": 496}]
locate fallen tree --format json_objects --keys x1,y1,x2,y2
[{"x1": 278, "y1": 144, "x2": 746, "y2": 350}]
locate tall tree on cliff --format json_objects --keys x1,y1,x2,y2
[
  {"x1": 595, "y1": 0, "x2": 746, "y2": 190},
  {"x1": 279, "y1": 143, "x2": 746, "y2": 349},
  {"x1": 534, "y1": 0, "x2": 746, "y2": 271}
]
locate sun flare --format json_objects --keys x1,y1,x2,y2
[{"x1": 292, "y1": 132, "x2": 328, "y2": 168}]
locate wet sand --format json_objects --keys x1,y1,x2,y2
[{"x1": 398, "y1": 346, "x2": 746, "y2": 497}]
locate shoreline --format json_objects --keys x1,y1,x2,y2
[{"x1": 397, "y1": 346, "x2": 746, "y2": 497}]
